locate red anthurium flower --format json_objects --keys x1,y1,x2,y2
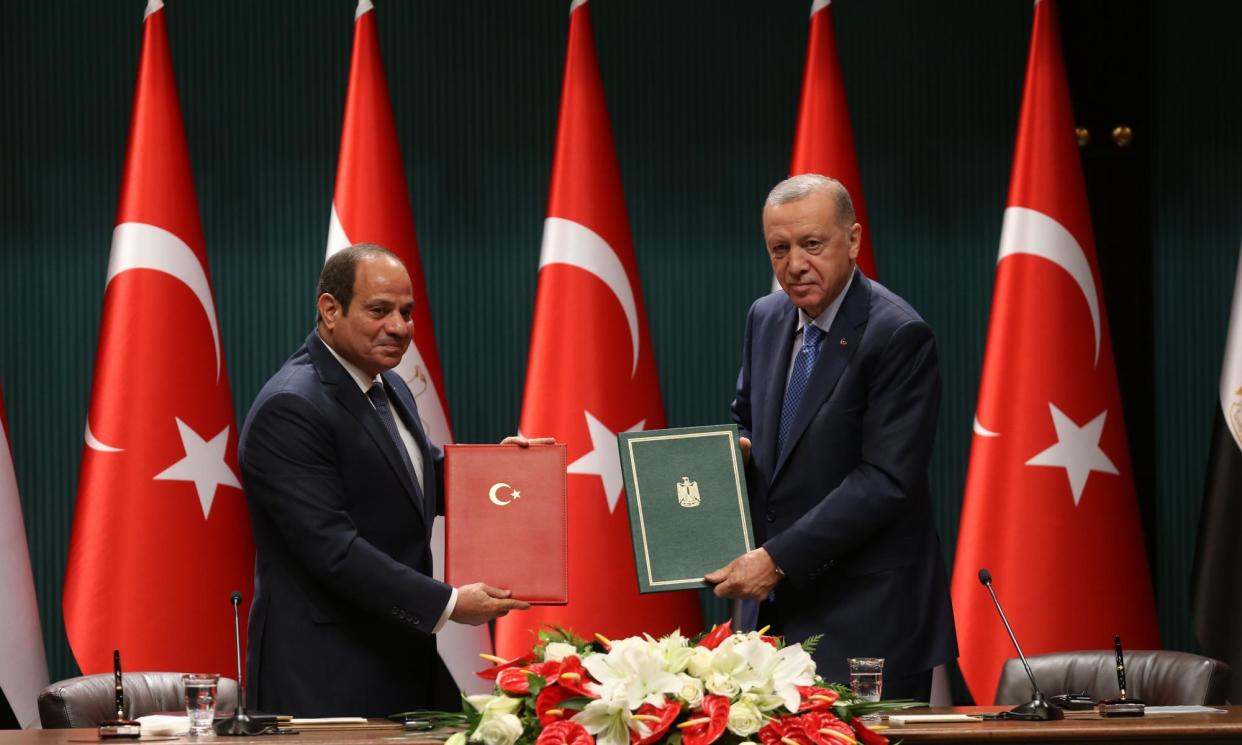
[
  {"x1": 850, "y1": 718, "x2": 888, "y2": 745},
  {"x1": 760, "y1": 635, "x2": 782, "y2": 648},
  {"x1": 476, "y1": 653, "x2": 538, "y2": 680},
  {"x1": 799, "y1": 711, "x2": 857, "y2": 745},
  {"x1": 680, "y1": 695, "x2": 730, "y2": 745},
  {"x1": 535, "y1": 720, "x2": 595, "y2": 745},
  {"x1": 759, "y1": 717, "x2": 814, "y2": 745},
  {"x1": 697, "y1": 621, "x2": 733, "y2": 650},
  {"x1": 496, "y1": 667, "x2": 536, "y2": 695},
  {"x1": 535, "y1": 685, "x2": 579, "y2": 726},
  {"x1": 555, "y1": 656, "x2": 595, "y2": 697},
  {"x1": 630, "y1": 700, "x2": 681, "y2": 745},
  {"x1": 797, "y1": 686, "x2": 840, "y2": 712}
]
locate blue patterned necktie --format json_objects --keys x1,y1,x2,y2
[{"x1": 777, "y1": 323, "x2": 826, "y2": 454}]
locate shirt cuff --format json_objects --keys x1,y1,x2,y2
[{"x1": 432, "y1": 587, "x2": 458, "y2": 633}]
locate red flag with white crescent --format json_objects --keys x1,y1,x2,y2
[
  {"x1": 325, "y1": 0, "x2": 491, "y2": 691},
  {"x1": 494, "y1": 0, "x2": 702, "y2": 656},
  {"x1": 790, "y1": 0, "x2": 876, "y2": 278},
  {"x1": 950, "y1": 0, "x2": 1159, "y2": 705},
  {"x1": 63, "y1": 0, "x2": 254, "y2": 675}
]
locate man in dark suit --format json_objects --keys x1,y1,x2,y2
[
  {"x1": 706, "y1": 175, "x2": 957, "y2": 701},
  {"x1": 239, "y1": 244, "x2": 532, "y2": 716}
]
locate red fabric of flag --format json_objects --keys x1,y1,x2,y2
[
  {"x1": 494, "y1": 0, "x2": 702, "y2": 656},
  {"x1": 63, "y1": 1, "x2": 254, "y2": 676},
  {"x1": 790, "y1": 0, "x2": 876, "y2": 278},
  {"x1": 950, "y1": 0, "x2": 1159, "y2": 705}
]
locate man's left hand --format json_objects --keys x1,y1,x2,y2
[
  {"x1": 500, "y1": 435, "x2": 556, "y2": 447},
  {"x1": 704, "y1": 547, "x2": 782, "y2": 601}
]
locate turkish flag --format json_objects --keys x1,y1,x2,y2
[
  {"x1": 493, "y1": 0, "x2": 702, "y2": 656},
  {"x1": 63, "y1": 0, "x2": 254, "y2": 676},
  {"x1": 325, "y1": 0, "x2": 491, "y2": 692},
  {"x1": 789, "y1": 0, "x2": 875, "y2": 278},
  {"x1": 950, "y1": 0, "x2": 1159, "y2": 705}
]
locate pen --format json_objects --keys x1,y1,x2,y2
[{"x1": 1114, "y1": 635, "x2": 1127, "y2": 700}]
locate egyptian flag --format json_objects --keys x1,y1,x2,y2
[{"x1": 1192, "y1": 244, "x2": 1242, "y2": 702}]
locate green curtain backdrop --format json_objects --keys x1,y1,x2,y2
[{"x1": 0, "y1": 0, "x2": 1237, "y2": 683}]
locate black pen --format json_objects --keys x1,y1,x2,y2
[
  {"x1": 1114, "y1": 635, "x2": 1128, "y2": 700},
  {"x1": 112, "y1": 648, "x2": 125, "y2": 720}
]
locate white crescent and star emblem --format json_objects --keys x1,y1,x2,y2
[
  {"x1": 488, "y1": 482, "x2": 521, "y2": 506},
  {"x1": 85, "y1": 222, "x2": 224, "y2": 454},
  {"x1": 538, "y1": 217, "x2": 641, "y2": 377}
]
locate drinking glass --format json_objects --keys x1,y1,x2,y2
[
  {"x1": 847, "y1": 657, "x2": 884, "y2": 722},
  {"x1": 182, "y1": 673, "x2": 219, "y2": 736}
]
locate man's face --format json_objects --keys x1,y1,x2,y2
[
  {"x1": 763, "y1": 189, "x2": 861, "y2": 318},
  {"x1": 319, "y1": 255, "x2": 414, "y2": 378}
]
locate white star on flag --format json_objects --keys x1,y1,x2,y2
[
  {"x1": 154, "y1": 418, "x2": 241, "y2": 519},
  {"x1": 1025, "y1": 402, "x2": 1119, "y2": 506},
  {"x1": 567, "y1": 410, "x2": 644, "y2": 513}
]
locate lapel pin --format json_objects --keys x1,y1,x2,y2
[{"x1": 839, "y1": 338, "x2": 848, "y2": 347}]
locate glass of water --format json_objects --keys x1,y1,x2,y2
[
  {"x1": 847, "y1": 657, "x2": 884, "y2": 722},
  {"x1": 182, "y1": 673, "x2": 220, "y2": 736}
]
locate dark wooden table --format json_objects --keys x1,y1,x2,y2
[
  {"x1": 878, "y1": 706, "x2": 1242, "y2": 743},
  {"x1": 5, "y1": 709, "x2": 1242, "y2": 744}
]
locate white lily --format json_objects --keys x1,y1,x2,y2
[
  {"x1": 654, "y1": 630, "x2": 693, "y2": 674},
  {"x1": 582, "y1": 639, "x2": 681, "y2": 708},
  {"x1": 572, "y1": 698, "x2": 648, "y2": 745},
  {"x1": 544, "y1": 641, "x2": 580, "y2": 662}
]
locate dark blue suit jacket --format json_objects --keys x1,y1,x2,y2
[
  {"x1": 732, "y1": 270, "x2": 957, "y2": 684},
  {"x1": 239, "y1": 331, "x2": 450, "y2": 716}
]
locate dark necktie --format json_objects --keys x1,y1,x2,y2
[
  {"x1": 777, "y1": 323, "x2": 826, "y2": 454},
  {"x1": 367, "y1": 382, "x2": 421, "y2": 496}
]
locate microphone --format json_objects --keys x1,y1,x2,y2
[
  {"x1": 977, "y1": 568, "x2": 1063, "y2": 721},
  {"x1": 214, "y1": 591, "x2": 269, "y2": 736}
]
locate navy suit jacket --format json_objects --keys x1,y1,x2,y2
[
  {"x1": 239, "y1": 331, "x2": 450, "y2": 716},
  {"x1": 732, "y1": 269, "x2": 957, "y2": 684}
]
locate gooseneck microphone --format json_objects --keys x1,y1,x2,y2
[
  {"x1": 215, "y1": 591, "x2": 269, "y2": 736},
  {"x1": 977, "y1": 568, "x2": 1063, "y2": 721}
]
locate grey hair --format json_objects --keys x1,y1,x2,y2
[{"x1": 765, "y1": 173, "x2": 856, "y2": 226}]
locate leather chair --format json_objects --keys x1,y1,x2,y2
[
  {"x1": 995, "y1": 650, "x2": 1232, "y2": 706},
  {"x1": 38, "y1": 672, "x2": 239, "y2": 728}
]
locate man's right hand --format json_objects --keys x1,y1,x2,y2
[{"x1": 451, "y1": 583, "x2": 530, "y2": 626}]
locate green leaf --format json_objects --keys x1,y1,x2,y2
[
  {"x1": 556, "y1": 696, "x2": 593, "y2": 712},
  {"x1": 799, "y1": 634, "x2": 823, "y2": 655}
]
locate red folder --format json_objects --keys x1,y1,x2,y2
[{"x1": 444, "y1": 444, "x2": 568, "y2": 604}]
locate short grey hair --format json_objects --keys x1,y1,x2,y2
[{"x1": 765, "y1": 173, "x2": 856, "y2": 226}]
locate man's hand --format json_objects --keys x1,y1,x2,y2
[
  {"x1": 500, "y1": 435, "x2": 556, "y2": 447},
  {"x1": 451, "y1": 583, "x2": 531, "y2": 625},
  {"x1": 704, "y1": 547, "x2": 781, "y2": 601},
  {"x1": 738, "y1": 436, "x2": 752, "y2": 464}
]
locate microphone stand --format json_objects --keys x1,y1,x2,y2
[
  {"x1": 215, "y1": 591, "x2": 269, "y2": 736},
  {"x1": 978, "y1": 569, "x2": 1063, "y2": 721}
]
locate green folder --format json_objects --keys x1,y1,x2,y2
[{"x1": 618, "y1": 424, "x2": 755, "y2": 593}]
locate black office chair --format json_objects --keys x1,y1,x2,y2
[
  {"x1": 995, "y1": 650, "x2": 1232, "y2": 706},
  {"x1": 38, "y1": 672, "x2": 239, "y2": 728}
]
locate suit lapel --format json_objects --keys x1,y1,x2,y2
[
  {"x1": 756, "y1": 303, "x2": 798, "y2": 478},
  {"x1": 381, "y1": 371, "x2": 434, "y2": 524},
  {"x1": 307, "y1": 333, "x2": 425, "y2": 517},
  {"x1": 772, "y1": 270, "x2": 871, "y2": 480}
]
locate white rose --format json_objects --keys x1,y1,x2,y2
[
  {"x1": 705, "y1": 671, "x2": 741, "y2": 698},
  {"x1": 726, "y1": 701, "x2": 764, "y2": 737},
  {"x1": 687, "y1": 646, "x2": 715, "y2": 678},
  {"x1": 465, "y1": 694, "x2": 523, "y2": 717},
  {"x1": 445, "y1": 733, "x2": 468, "y2": 745},
  {"x1": 544, "y1": 642, "x2": 579, "y2": 662},
  {"x1": 469, "y1": 714, "x2": 523, "y2": 745},
  {"x1": 675, "y1": 673, "x2": 704, "y2": 708}
]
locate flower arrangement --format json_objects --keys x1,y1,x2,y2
[{"x1": 438, "y1": 622, "x2": 917, "y2": 745}]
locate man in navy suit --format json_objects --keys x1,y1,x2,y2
[
  {"x1": 707, "y1": 175, "x2": 956, "y2": 701},
  {"x1": 239, "y1": 244, "x2": 532, "y2": 716}
]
